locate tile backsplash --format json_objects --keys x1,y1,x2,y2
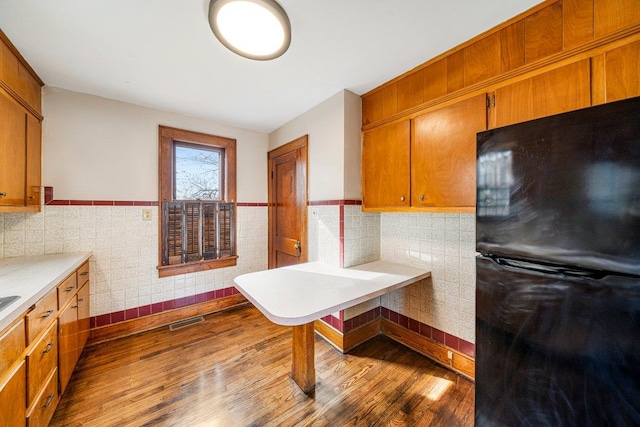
[
  {"x1": 1, "y1": 204, "x2": 476, "y2": 345},
  {"x1": 380, "y1": 213, "x2": 476, "y2": 343},
  {"x1": 0, "y1": 205, "x2": 268, "y2": 317}
]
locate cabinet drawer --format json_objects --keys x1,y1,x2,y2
[
  {"x1": 25, "y1": 288, "x2": 57, "y2": 345},
  {"x1": 26, "y1": 321, "x2": 57, "y2": 407},
  {"x1": 77, "y1": 261, "x2": 90, "y2": 287},
  {"x1": 57, "y1": 272, "x2": 78, "y2": 309},
  {"x1": 0, "y1": 318, "x2": 25, "y2": 377},
  {"x1": 26, "y1": 368, "x2": 58, "y2": 427}
]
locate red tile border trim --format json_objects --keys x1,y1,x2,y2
[
  {"x1": 320, "y1": 306, "x2": 475, "y2": 358},
  {"x1": 47, "y1": 200, "x2": 159, "y2": 206},
  {"x1": 308, "y1": 199, "x2": 362, "y2": 206},
  {"x1": 90, "y1": 286, "x2": 241, "y2": 328},
  {"x1": 45, "y1": 200, "x2": 269, "y2": 207},
  {"x1": 380, "y1": 307, "x2": 476, "y2": 358}
]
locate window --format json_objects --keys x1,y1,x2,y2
[{"x1": 158, "y1": 126, "x2": 237, "y2": 277}]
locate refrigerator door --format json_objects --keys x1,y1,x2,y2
[
  {"x1": 476, "y1": 96, "x2": 640, "y2": 275},
  {"x1": 475, "y1": 255, "x2": 640, "y2": 427}
]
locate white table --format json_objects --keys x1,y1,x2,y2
[{"x1": 234, "y1": 260, "x2": 431, "y2": 392}]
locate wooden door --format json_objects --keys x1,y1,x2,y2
[
  {"x1": 268, "y1": 136, "x2": 308, "y2": 268},
  {"x1": 411, "y1": 94, "x2": 487, "y2": 208},
  {"x1": 490, "y1": 59, "x2": 592, "y2": 128},
  {"x1": 0, "y1": 92, "x2": 26, "y2": 206},
  {"x1": 362, "y1": 120, "x2": 410, "y2": 210}
]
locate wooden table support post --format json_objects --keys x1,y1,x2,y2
[{"x1": 291, "y1": 322, "x2": 315, "y2": 393}]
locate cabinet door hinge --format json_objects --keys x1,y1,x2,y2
[{"x1": 486, "y1": 93, "x2": 496, "y2": 109}]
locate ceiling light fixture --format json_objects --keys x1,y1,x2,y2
[{"x1": 208, "y1": 0, "x2": 291, "y2": 61}]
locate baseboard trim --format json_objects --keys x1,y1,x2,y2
[
  {"x1": 88, "y1": 294, "x2": 249, "y2": 345},
  {"x1": 381, "y1": 318, "x2": 475, "y2": 380},
  {"x1": 315, "y1": 317, "x2": 382, "y2": 353}
]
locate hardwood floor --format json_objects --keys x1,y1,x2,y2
[{"x1": 50, "y1": 305, "x2": 474, "y2": 426}]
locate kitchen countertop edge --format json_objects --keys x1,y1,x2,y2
[{"x1": 0, "y1": 252, "x2": 92, "y2": 333}]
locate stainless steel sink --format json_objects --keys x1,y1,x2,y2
[{"x1": 0, "y1": 295, "x2": 20, "y2": 313}]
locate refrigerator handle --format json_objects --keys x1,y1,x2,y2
[{"x1": 493, "y1": 256, "x2": 605, "y2": 279}]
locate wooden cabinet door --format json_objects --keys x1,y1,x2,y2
[
  {"x1": 411, "y1": 94, "x2": 487, "y2": 208},
  {"x1": 491, "y1": 59, "x2": 592, "y2": 128},
  {"x1": 600, "y1": 40, "x2": 640, "y2": 103},
  {"x1": 26, "y1": 114, "x2": 41, "y2": 207},
  {"x1": 0, "y1": 92, "x2": 26, "y2": 207},
  {"x1": 58, "y1": 298, "x2": 79, "y2": 395},
  {"x1": 76, "y1": 283, "x2": 90, "y2": 352},
  {"x1": 0, "y1": 361, "x2": 26, "y2": 427},
  {"x1": 362, "y1": 120, "x2": 410, "y2": 210}
]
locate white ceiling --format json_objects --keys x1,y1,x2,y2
[{"x1": 0, "y1": 0, "x2": 541, "y2": 133}]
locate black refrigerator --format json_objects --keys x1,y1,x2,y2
[{"x1": 475, "y1": 96, "x2": 640, "y2": 426}]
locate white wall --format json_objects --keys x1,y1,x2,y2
[
  {"x1": 268, "y1": 90, "x2": 362, "y2": 201},
  {"x1": 0, "y1": 88, "x2": 270, "y2": 318},
  {"x1": 43, "y1": 87, "x2": 269, "y2": 202}
]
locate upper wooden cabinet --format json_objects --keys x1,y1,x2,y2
[
  {"x1": 362, "y1": 96, "x2": 486, "y2": 212},
  {"x1": 489, "y1": 59, "x2": 592, "y2": 128},
  {"x1": 361, "y1": 0, "x2": 640, "y2": 128},
  {"x1": 592, "y1": 39, "x2": 640, "y2": 104},
  {"x1": 362, "y1": 120, "x2": 410, "y2": 209},
  {"x1": 412, "y1": 95, "x2": 487, "y2": 208},
  {"x1": 0, "y1": 92, "x2": 27, "y2": 207},
  {"x1": 0, "y1": 29, "x2": 43, "y2": 212}
]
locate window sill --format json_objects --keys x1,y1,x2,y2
[{"x1": 157, "y1": 256, "x2": 238, "y2": 278}]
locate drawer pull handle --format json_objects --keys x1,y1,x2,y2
[
  {"x1": 42, "y1": 394, "x2": 54, "y2": 409},
  {"x1": 79, "y1": 271, "x2": 89, "y2": 276},
  {"x1": 78, "y1": 298, "x2": 84, "y2": 303},
  {"x1": 73, "y1": 305, "x2": 79, "y2": 309},
  {"x1": 65, "y1": 286, "x2": 75, "y2": 293},
  {"x1": 42, "y1": 343, "x2": 54, "y2": 354},
  {"x1": 0, "y1": 192, "x2": 6, "y2": 197},
  {"x1": 41, "y1": 310, "x2": 54, "y2": 319},
  {"x1": 28, "y1": 195, "x2": 35, "y2": 200}
]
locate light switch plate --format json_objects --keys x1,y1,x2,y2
[{"x1": 142, "y1": 208, "x2": 152, "y2": 221}]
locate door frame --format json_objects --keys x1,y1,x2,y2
[{"x1": 268, "y1": 135, "x2": 309, "y2": 269}]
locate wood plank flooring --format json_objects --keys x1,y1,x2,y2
[{"x1": 50, "y1": 305, "x2": 474, "y2": 426}]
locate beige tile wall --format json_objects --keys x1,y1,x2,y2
[
  {"x1": 0, "y1": 206, "x2": 268, "y2": 317},
  {"x1": 379, "y1": 213, "x2": 476, "y2": 343}
]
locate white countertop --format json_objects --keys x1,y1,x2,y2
[
  {"x1": 234, "y1": 260, "x2": 431, "y2": 326},
  {"x1": 0, "y1": 252, "x2": 92, "y2": 332}
]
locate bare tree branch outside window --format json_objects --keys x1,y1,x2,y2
[{"x1": 174, "y1": 144, "x2": 222, "y2": 200}]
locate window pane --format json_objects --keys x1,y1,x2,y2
[{"x1": 174, "y1": 144, "x2": 222, "y2": 200}]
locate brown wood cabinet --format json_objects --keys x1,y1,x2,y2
[
  {"x1": 58, "y1": 262, "x2": 90, "y2": 395},
  {"x1": 411, "y1": 94, "x2": 487, "y2": 208},
  {"x1": 0, "y1": 361, "x2": 26, "y2": 427},
  {"x1": 362, "y1": 95, "x2": 487, "y2": 212},
  {"x1": 0, "y1": 318, "x2": 26, "y2": 427},
  {"x1": 0, "y1": 29, "x2": 43, "y2": 213},
  {"x1": 0, "y1": 258, "x2": 89, "y2": 426},
  {"x1": 0, "y1": 91, "x2": 27, "y2": 207},
  {"x1": 489, "y1": 59, "x2": 592, "y2": 128},
  {"x1": 362, "y1": 120, "x2": 410, "y2": 209}
]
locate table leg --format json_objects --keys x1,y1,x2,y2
[{"x1": 291, "y1": 322, "x2": 315, "y2": 393}]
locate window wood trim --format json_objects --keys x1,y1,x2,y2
[{"x1": 158, "y1": 125, "x2": 237, "y2": 277}]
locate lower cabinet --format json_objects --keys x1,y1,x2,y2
[
  {"x1": 59, "y1": 281, "x2": 90, "y2": 395},
  {"x1": 0, "y1": 259, "x2": 90, "y2": 426},
  {"x1": 0, "y1": 361, "x2": 26, "y2": 427},
  {"x1": 26, "y1": 369, "x2": 59, "y2": 427}
]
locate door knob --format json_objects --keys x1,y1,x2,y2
[
  {"x1": 294, "y1": 241, "x2": 301, "y2": 257},
  {"x1": 400, "y1": 196, "x2": 405, "y2": 202},
  {"x1": 419, "y1": 195, "x2": 425, "y2": 201}
]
